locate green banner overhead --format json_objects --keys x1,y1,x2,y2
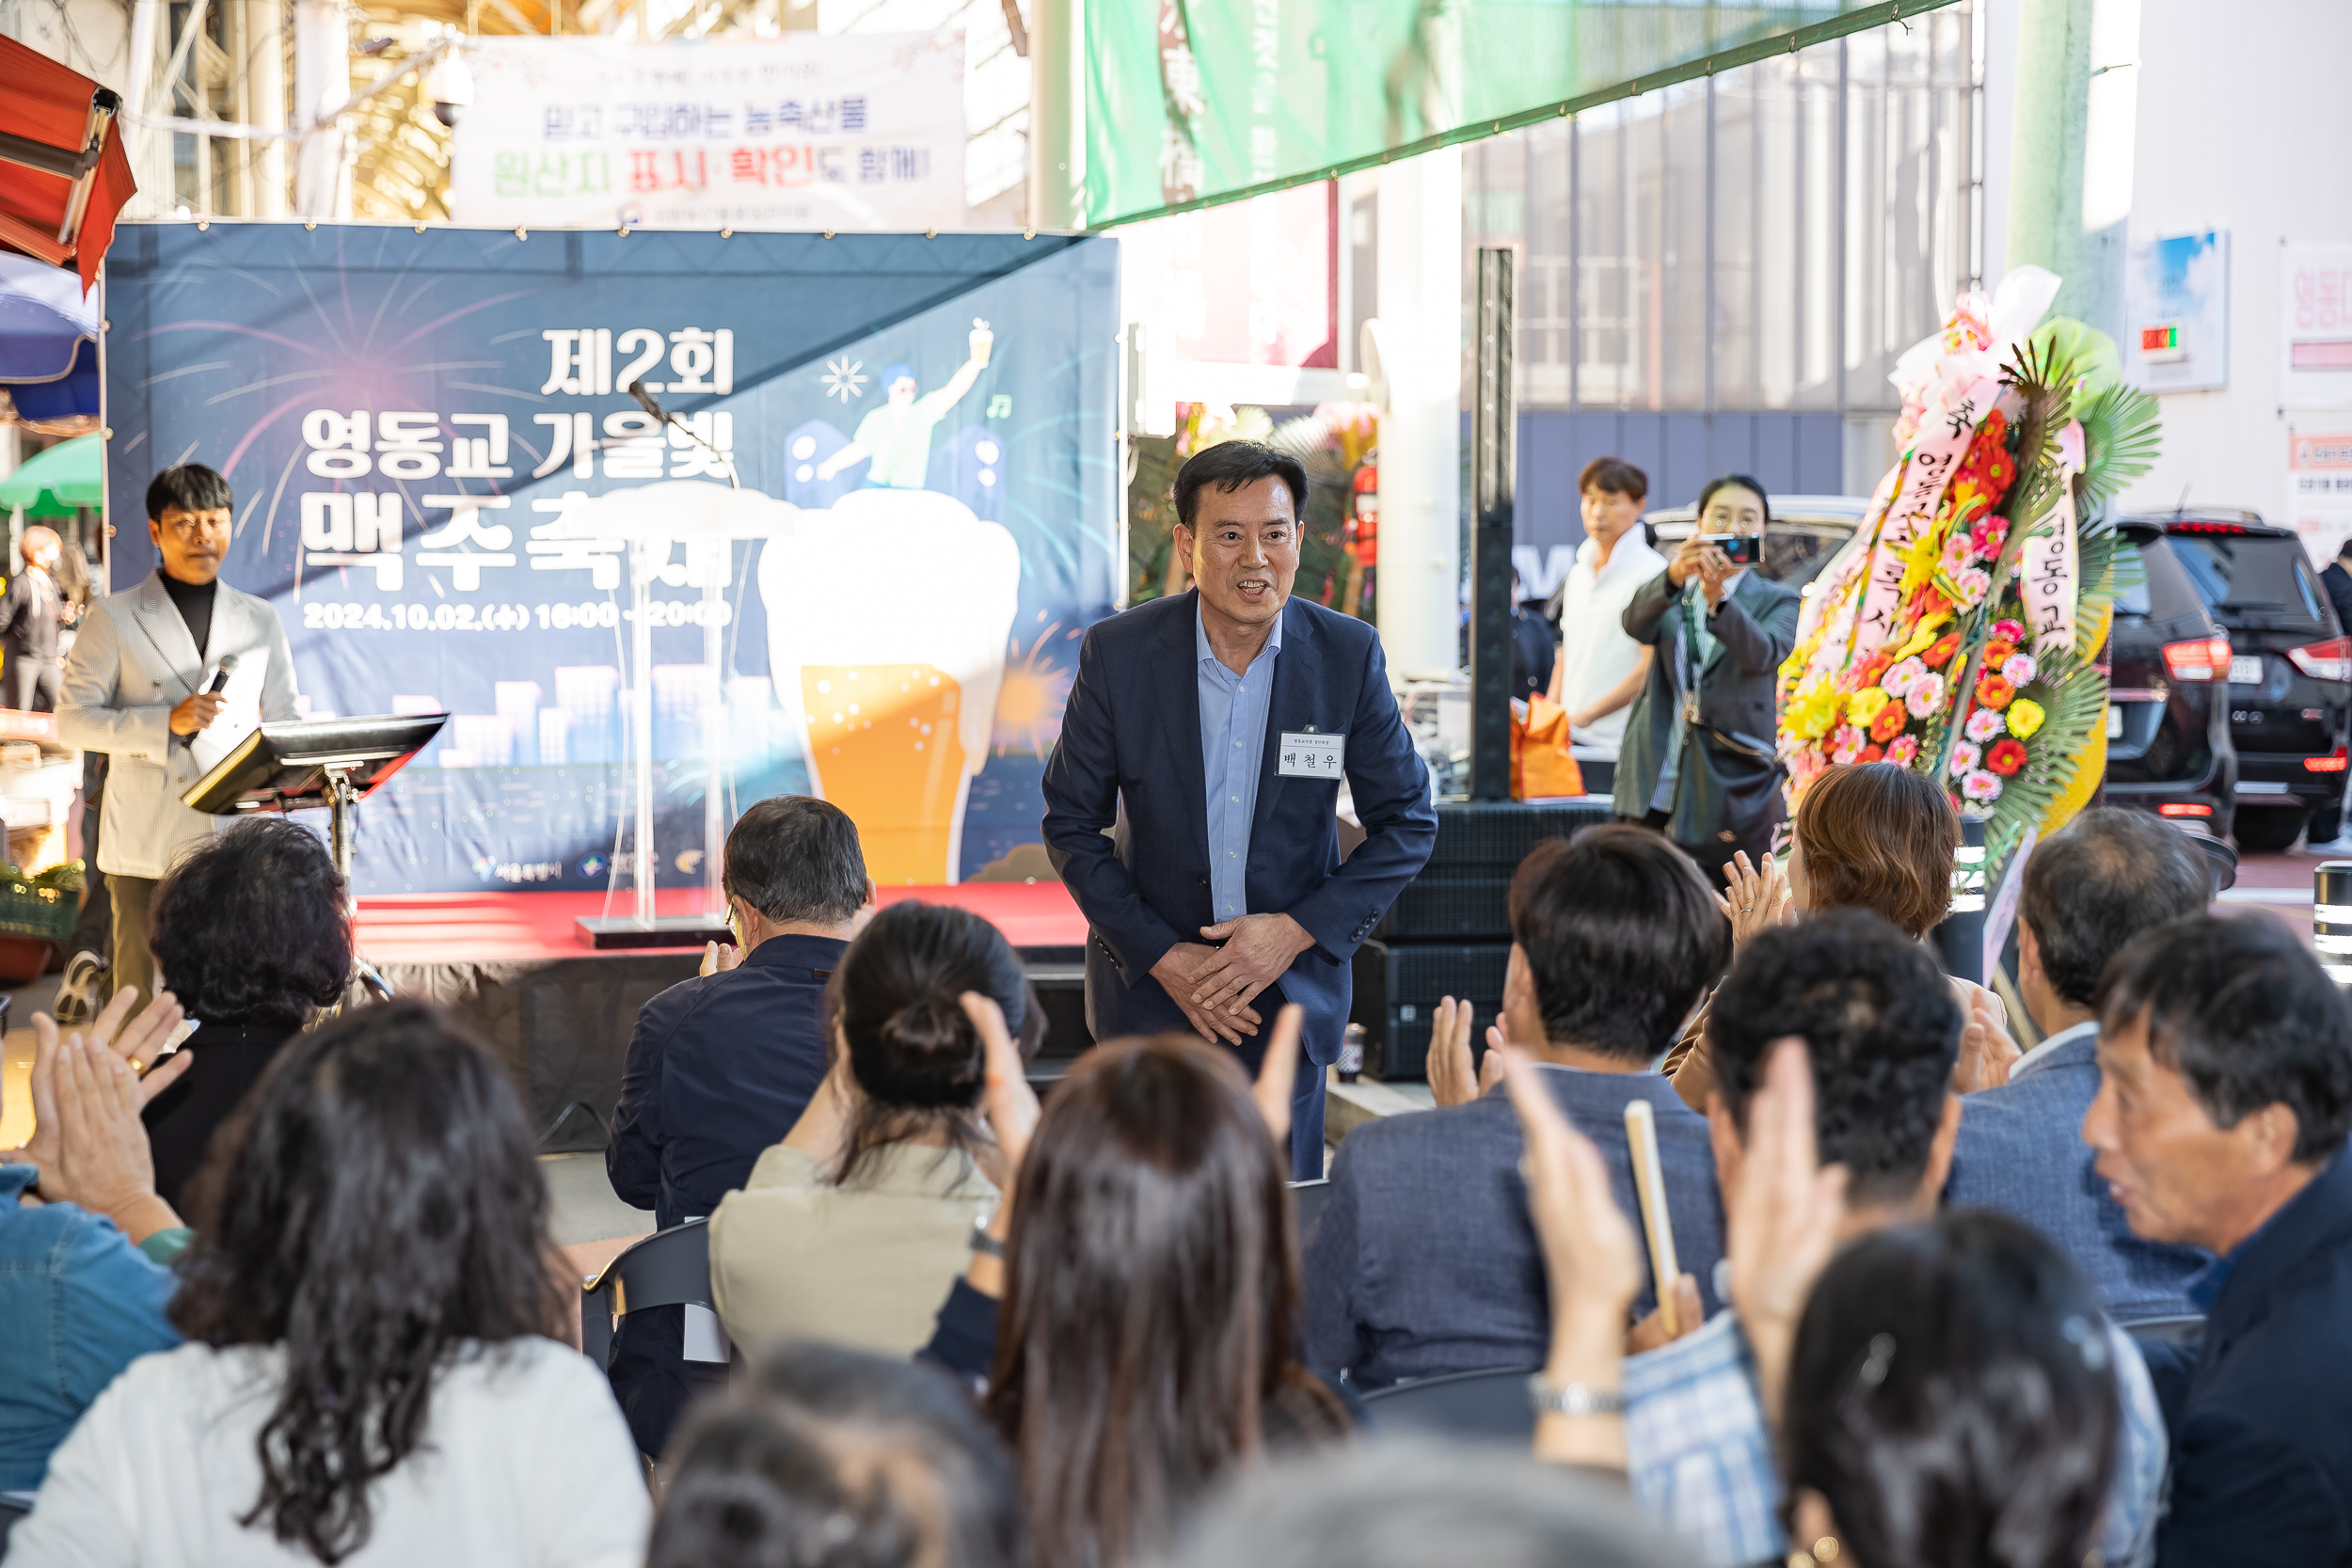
[{"x1": 1085, "y1": 0, "x2": 1961, "y2": 229}]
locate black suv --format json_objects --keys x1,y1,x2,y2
[
  {"x1": 2103, "y1": 524, "x2": 2238, "y2": 836},
  {"x1": 2135, "y1": 514, "x2": 2352, "y2": 851}
]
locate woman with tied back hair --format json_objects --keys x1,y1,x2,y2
[
  {"x1": 9, "y1": 1001, "x2": 650, "y2": 1567},
  {"x1": 709, "y1": 901, "x2": 1042, "y2": 1358},
  {"x1": 918, "y1": 1004, "x2": 1350, "y2": 1568},
  {"x1": 142, "y1": 815, "x2": 354, "y2": 1209},
  {"x1": 1782, "y1": 1212, "x2": 2122, "y2": 1568},
  {"x1": 647, "y1": 1342, "x2": 1021, "y2": 1568},
  {"x1": 1668, "y1": 761, "x2": 2010, "y2": 1109}
]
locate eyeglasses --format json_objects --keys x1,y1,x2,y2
[{"x1": 155, "y1": 512, "x2": 230, "y2": 537}]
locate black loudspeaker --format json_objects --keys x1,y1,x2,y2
[
  {"x1": 1350, "y1": 939, "x2": 1512, "y2": 1081},
  {"x1": 1377, "y1": 800, "x2": 1615, "y2": 942}
]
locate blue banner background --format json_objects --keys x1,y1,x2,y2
[{"x1": 101, "y1": 224, "x2": 1120, "y2": 894}]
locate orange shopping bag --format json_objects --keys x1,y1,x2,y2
[{"x1": 1510, "y1": 693, "x2": 1585, "y2": 800}]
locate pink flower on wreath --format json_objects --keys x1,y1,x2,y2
[
  {"x1": 1965, "y1": 706, "x2": 2008, "y2": 743},
  {"x1": 1954, "y1": 566, "x2": 1994, "y2": 608},
  {"x1": 1961, "y1": 768, "x2": 2004, "y2": 802},
  {"x1": 1831, "y1": 725, "x2": 1867, "y2": 765},
  {"x1": 1994, "y1": 618, "x2": 2026, "y2": 642},
  {"x1": 1969, "y1": 515, "x2": 2010, "y2": 557},
  {"x1": 1884, "y1": 657, "x2": 1927, "y2": 698},
  {"x1": 1906, "y1": 671, "x2": 1947, "y2": 719},
  {"x1": 2003, "y1": 652, "x2": 2037, "y2": 686},
  {"x1": 1885, "y1": 735, "x2": 1920, "y2": 766},
  {"x1": 1947, "y1": 739, "x2": 1981, "y2": 778},
  {"x1": 1940, "y1": 534, "x2": 1976, "y2": 577}
]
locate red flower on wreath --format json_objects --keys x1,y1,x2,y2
[
  {"x1": 1923, "y1": 632, "x2": 1963, "y2": 669},
  {"x1": 1987, "y1": 737, "x2": 2028, "y2": 776},
  {"x1": 1977, "y1": 672, "x2": 2016, "y2": 709},
  {"x1": 1982, "y1": 639, "x2": 2017, "y2": 668},
  {"x1": 1868, "y1": 702, "x2": 1909, "y2": 743},
  {"x1": 1857, "y1": 744, "x2": 1884, "y2": 764}
]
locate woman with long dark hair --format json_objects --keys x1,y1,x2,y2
[
  {"x1": 141, "y1": 815, "x2": 354, "y2": 1208},
  {"x1": 9, "y1": 1001, "x2": 649, "y2": 1565},
  {"x1": 709, "y1": 900, "x2": 1041, "y2": 1357},
  {"x1": 920, "y1": 1006, "x2": 1349, "y2": 1568}
]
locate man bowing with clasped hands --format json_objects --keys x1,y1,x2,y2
[{"x1": 1041, "y1": 441, "x2": 1436, "y2": 1177}]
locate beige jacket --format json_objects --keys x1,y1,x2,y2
[{"x1": 709, "y1": 1141, "x2": 997, "y2": 1357}]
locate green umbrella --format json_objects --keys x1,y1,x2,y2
[{"x1": 0, "y1": 432, "x2": 102, "y2": 517}]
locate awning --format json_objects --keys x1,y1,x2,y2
[
  {"x1": 0, "y1": 251, "x2": 99, "y2": 428},
  {"x1": 0, "y1": 33, "x2": 135, "y2": 293},
  {"x1": 0, "y1": 432, "x2": 102, "y2": 516}
]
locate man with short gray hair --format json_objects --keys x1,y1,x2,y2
[{"x1": 604, "y1": 794, "x2": 875, "y2": 1455}]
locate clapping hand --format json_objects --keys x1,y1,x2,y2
[
  {"x1": 1716, "y1": 851, "x2": 1791, "y2": 948},
  {"x1": 1427, "y1": 996, "x2": 1509, "y2": 1109},
  {"x1": 11, "y1": 988, "x2": 190, "y2": 1177},
  {"x1": 1951, "y1": 989, "x2": 2022, "y2": 1094},
  {"x1": 26, "y1": 1005, "x2": 188, "y2": 1243}
]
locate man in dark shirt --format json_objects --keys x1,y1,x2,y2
[
  {"x1": 2322, "y1": 537, "x2": 2352, "y2": 634},
  {"x1": 1304, "y1": 826, "x2": 1729, "y2": 1387},
  {"x1": 2086, "y1": 913, "x2": 2352, "y2": 1565},
  {"x1": 602, "y1": 794, "x2": 875, "y2": 1455}
]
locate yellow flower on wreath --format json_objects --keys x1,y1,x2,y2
[
  {"x1": 1847, "y1": 687, "x2": 1892, "y2": 724},
  {"x1": 2007, "y1": 698, "x2": 2047, "y2": 740},
  {"x1": 1786, "y1": 689, "x2": 1844, "y2": 741}
]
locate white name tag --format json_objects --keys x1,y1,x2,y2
[{"x1": 1277, "y1": 732, "x2": 1345, "y2": 778}]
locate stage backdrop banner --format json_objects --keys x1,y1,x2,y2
[
  {"x1": 102, "y1": 223, "x2": 1119, "y2": 895},
  {"x1": 447, "y1": 35, "x2": 970, "y2": 233}
]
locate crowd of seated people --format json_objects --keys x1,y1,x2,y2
[{"x1": 5, "y1": 773, "x2": 2352, "y2": 1568}]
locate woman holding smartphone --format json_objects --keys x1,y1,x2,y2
[{"x1": 1611, "y1": 475, "x2": 1800, "y2": 891}]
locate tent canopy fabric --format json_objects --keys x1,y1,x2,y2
[
  {"x1": 1085, "y1": 0, "x2": 1963, "y2": 229},
  {"x1": 0, "y1": 249, "x2": 101, "y2": 423},
  {"x1": 0, "y1": 33, "x2": 136, "y2": 293},
  {"x1": 0, "y1": 432, "x2": 102, "y2": 515}
]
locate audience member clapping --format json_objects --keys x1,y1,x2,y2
[
  {"x1": 8, "y1": 1000, "x2": 650, "y2": 1566},
  {"x1": 1942, "y1": 808, "x2": 2211, "y2": 1320},
  {"x1": 2086, "y1": 913, "x2": 2352, "y2": 1563},
  {"x1": 647, "y1": 1342, "x2": 1020, "y2": 1568},
  {"x1": 1305, "y1": 825, "x2": 1728, "y2": 1386},
  {"x1": 921, "y1": 1001, "x2": 1347, "y2": 1568},
  {"x1": 1677, "y1": 761, "x2": 2010, "y2": 1108},
  {"x1": 143, "y1": 815, "x2": 354, "y2": 1210},
  {"x1": 0, "y1": 990, "x2": 193, "y2": 1495},
  {"x1": 710, "y1": 901, "x2": 1042, "y2": 1358}
]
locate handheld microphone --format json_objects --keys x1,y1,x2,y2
[
  {"x1": 628, "y1": 379, "x2": 666, "y2": 420},
  {"x1": 205, "y1": 652, "x2": 239, "y2": 694},
  {"x1": 628, "y1": 378, "x2": 740, "y2": 490}
]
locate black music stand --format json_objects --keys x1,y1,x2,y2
[{"x1": 181, "y1": 715, "x2": 448, "y2": 887}]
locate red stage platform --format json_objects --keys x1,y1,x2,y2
[{"x1": 355, "y1": 882, "x2": 1088, "y2": 964}]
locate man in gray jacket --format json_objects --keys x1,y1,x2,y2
[{"x1": 58, "y1": 465, "x2": 300, "y2": 1009}]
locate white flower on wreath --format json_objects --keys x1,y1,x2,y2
[
  {"x1": 2003, "y1": 652, "x2": 2037, "y2": 686},
  {"x1": 1962, "y1": 768, "x2": 2004, "y2": 801},
  {"x1": 1947, "y1": 739, "x2": 1981, "y2": 777},
  {"x1": 1965, "y1": 707, "x2": 2007, "y2": 743},
  {"x1": 1955, "y1": 566, "x2": 1994, "y2": 608},
  {"x1": 1884, "y1": 657, "x2": 1925, "y2": 698},
  {"x1": 1906, "y1": 671, "x2": 1947, "y2": 719}
]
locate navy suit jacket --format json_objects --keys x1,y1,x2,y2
[
  {"x1": 2141, "y1": 1147, "x2": 2352, "y2": 1566},
  {"x1": 606, "y1": 932, "x2": 848, "y2": 1229},
  {"x1": 1302, "y1": 1068, "x2": 1725, "y2": 1387},
  {"x1": 1944, "y1": 1027, "x2": 2208, "y2": 1322},
  {"x1": 1040, "y1": 591, "x2": 1436, "y2": 1061}
]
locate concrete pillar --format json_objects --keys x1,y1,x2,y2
[
  {"x1": 2006, "y1": 0, "x2": 2138, "y2": 340},
  {"x1": 292, "y1": 0, "x2": 346, "y2": 219},
  {"x1": 1026, "y1": 0, "x2": 1082, "y2": 230},
  {"x1": 1374, "y1": 145, "x2": 1463, "y2": 683}
]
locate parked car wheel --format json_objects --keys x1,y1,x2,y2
[
  {"x1": 2311, "y1": 798, "x2": 2345, "y2": 847},
  {"x1": 2234, "y1": 803, "x2": 2310, "y2": 855}
]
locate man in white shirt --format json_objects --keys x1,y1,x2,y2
[{"x1": 1548, "y1": 458, "x2": 1663, "y2": 756}]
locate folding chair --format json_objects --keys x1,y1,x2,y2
[
  {"x1": 580, "y1": 1218, "x2": 718, "y2": 1370},
  {"x1": 1289, "y1": 1178, "x2": 1335, "y2": 1237}
]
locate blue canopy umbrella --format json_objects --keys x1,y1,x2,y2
[{"x1": 0, "y1": 249, "x2": 98, "y2": 425}]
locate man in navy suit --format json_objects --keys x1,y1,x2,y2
[
  {"x1": 1943, "y1": 808, "x2": 2211, "y2": 1320},
  {"x1": 2088, "y1": 913, "x2": 2352, "y2": 1565},
  {"x1": 1041, "y1": 440, "x2": 1438, "y2": 1177}
]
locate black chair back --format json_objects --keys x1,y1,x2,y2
[
  {"x1": 1289, "y1": 1178, "x2": 1334, "y2": 1237},
  {"x1": 580, "y1": 1218, "x2": 714, "y2": 1370},
  {"x1": 0, "y1": 1493, "x2": 30, "y2": 1553},
  {"x1": 2121, "y1": 1313, "x2": 2205, "y2": 1352},
  {"x1": 1360, "y1": 1366, "x2": 1540, "y2": 1443}
]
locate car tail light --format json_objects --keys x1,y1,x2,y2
[
  {"x1": 2289, "y1": 637, "x2": 2352, "y2": 682},
  {"x1": 2162, "y1": 637, "x2": 2232, "y2": 682},
  {"x1": 2310, "y1": 746, "x2": 2350, "y2": 773},
  {"x1": 2158, "y1": 802, "x2": 2214, "y2": 817}
]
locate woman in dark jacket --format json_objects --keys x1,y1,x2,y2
[{"x1": 141, "y1": 816, "x2": 351, "y2": 1207}]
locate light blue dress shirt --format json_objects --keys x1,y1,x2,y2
[{"x1": 1198, "y1": 602, "x2": 1283, "y2": 925}]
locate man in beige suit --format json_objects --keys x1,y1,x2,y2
[{"x1": 58, "y1": 465, "x2": 301, "y2": 1009}]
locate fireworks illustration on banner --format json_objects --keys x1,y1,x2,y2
[{"x1": 821, "y1": 356, "x2": 868, "y2": 402}]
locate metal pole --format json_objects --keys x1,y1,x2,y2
[
  {"x1": 630, "y1": 544, "x2": 656, "y2": 927},
  {"x1": 704, "y1": 574, "x2": 725, "y2": 917},
  {"x1": 1469, "y1": 246, "x2": 1516, "y2": 801}
]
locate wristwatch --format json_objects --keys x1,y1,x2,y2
[
  {"x1": 969, "y1": 1213, "x2": 1005, "y2": 1258},
  {"x1": 1526, "y1": 1373, "x2": 1627, "y2": 1418}
]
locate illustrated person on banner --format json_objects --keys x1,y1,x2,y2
[
  {"x1": 815, "y1": 320, "x2": 993, "y2": 490},
  {"x1": 57, "y1": 465, "x2": 301, "y2": 1010},
  {"x1": 1039, "y1": 440, "x2": 1438, "y2": 1180},
  {"x1": 0, "y1": 525, "x2": 69, "y2": 713}
]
